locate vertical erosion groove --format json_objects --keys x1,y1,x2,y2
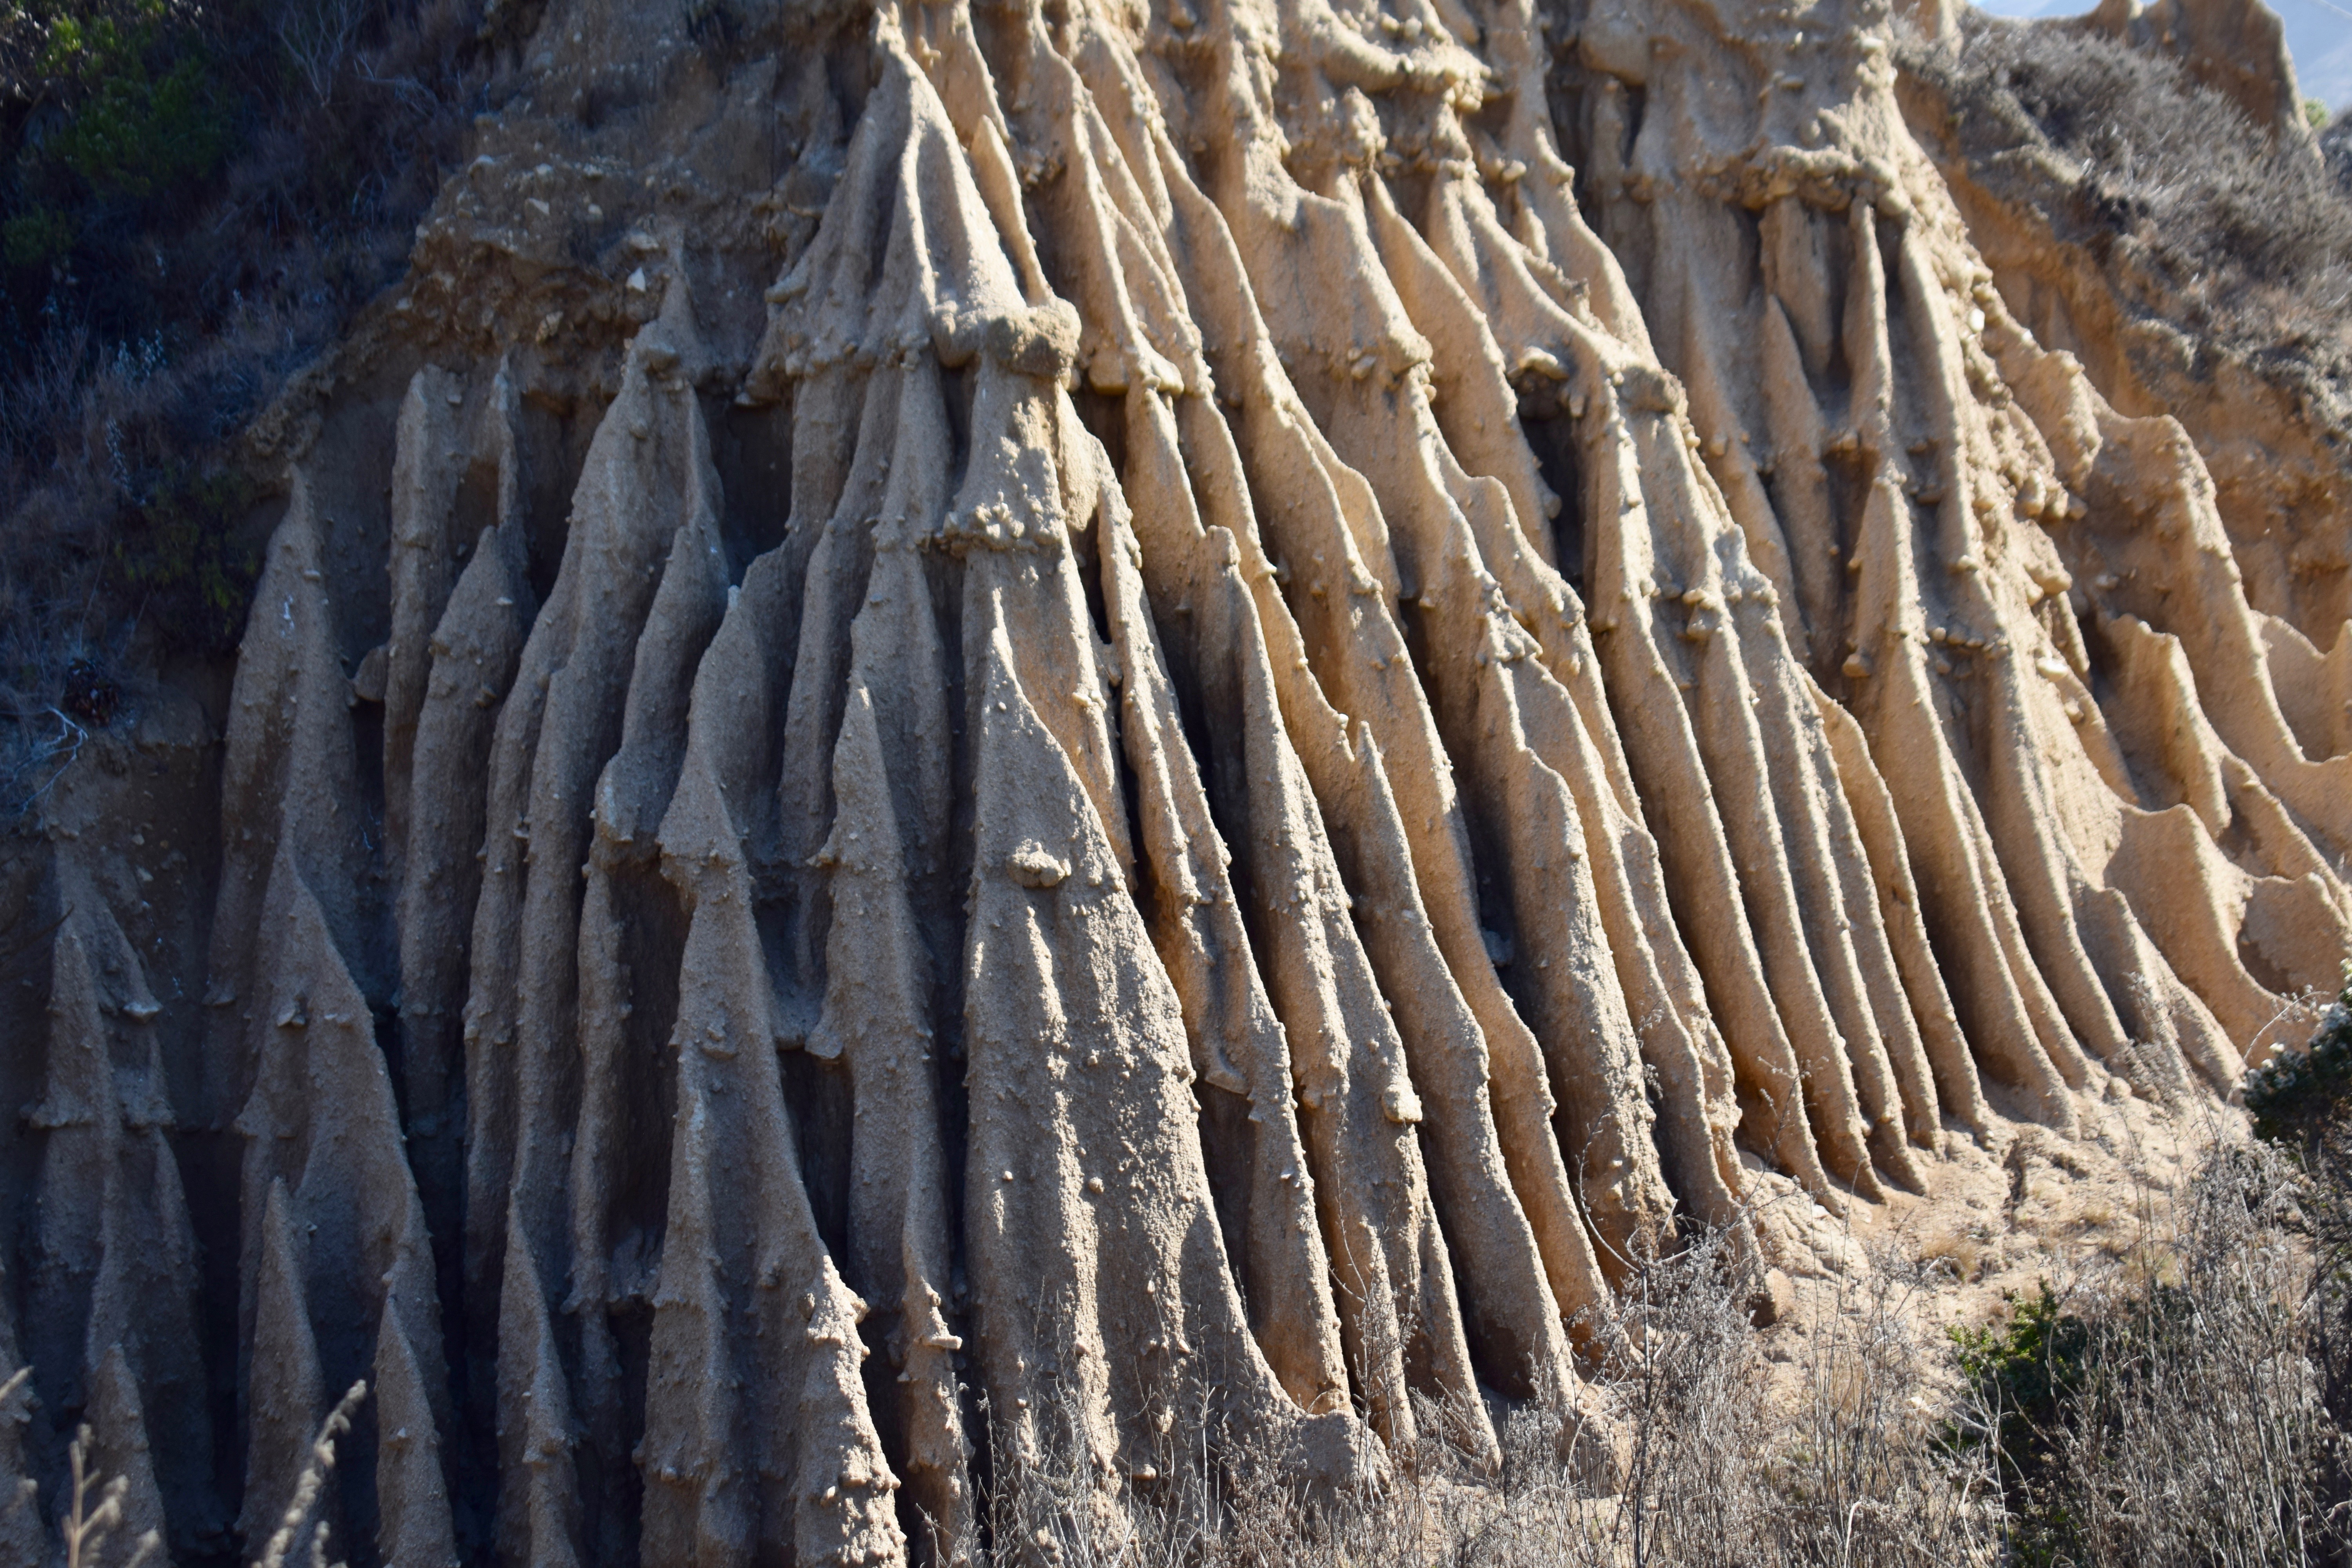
[{"x1": 9, "y1": 0, "x2": 2349, "y2": 1561}]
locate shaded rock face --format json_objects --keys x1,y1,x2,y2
[{"x1": 4, "y1": 0, "x2": 2346, "y2": 1561}]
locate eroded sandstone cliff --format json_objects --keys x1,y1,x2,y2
[{"x1": 3, "y1": 0, "x2": 2346, "y2": 1559}]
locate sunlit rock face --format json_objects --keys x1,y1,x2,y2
[{"x1": 5, "y1": 0, "x2": 2345, "y2": 1559}]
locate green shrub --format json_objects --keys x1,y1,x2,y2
[
  {"x1": 1949, "y1": 1283, "x2": 2093, "y2": 1564},
  {"x1": 1947, "y1": 1145, "x2": 2338, "y2": 1565},
  {"x1": 53, "y1": 49, "x2": 234, "y2": 199},
  {"x1": 1951, "y1": 1284, "x2": 2089, "y2": 1465},
  {"x1": 2245, "y1": 977, "x2": 2352, "y2": 1156},
  {"x1": 111, "y1": 460, "x2": 264, "y2": 654},
  {"x1": 1, "y1": 206, "x2": 76, "y2": 269},
  {"x1": 0, "y1": 0, "x2": 491, "y2": 788},
  {"x1": 6, "y1": 0, "x2": 240, "y2": 214}
]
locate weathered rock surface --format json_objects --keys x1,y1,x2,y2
[{"x1": 1, "y1": 0, "x2": 2343, "y2": 1559}]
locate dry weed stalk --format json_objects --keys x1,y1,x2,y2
[
  {"x1": 1555, "y1": 1224, "x2": 1999, "y2": 1568},
  {"x1": 254, "y1": 1378, "x2": 367, "y2": 1568},
  {"x1": 2050, "y1": 1144, "x2": 2331, "y2": 1563},
  {"x1": 53, "y1": 1411, "x2": 159, "y2": 1568},
  {"x1": 0, "y1": 1367, "x2": 33, "y2": 1552},
  {"x1": 967, "y1": 1215, "x2": 2006, "y2": 1568}
]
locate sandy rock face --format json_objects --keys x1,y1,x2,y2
[{"x1": 4, "y1": 0, "x2": 2345, "y2": 1560}]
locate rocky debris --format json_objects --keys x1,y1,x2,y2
[{"x1": 0, "y1": 0, "x2": 2345, "y2": 1560}]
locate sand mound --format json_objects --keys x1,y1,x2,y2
[{"x1": 4, "y1": 0, "x2": 2346, "y2": 1559}]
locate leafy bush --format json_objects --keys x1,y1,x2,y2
[
  {"x1": 1949, "y1": 1281, "x2": 2091, "y2": 1552},
  {"x1": 3, "y1": 0, "x2": 245, "y2": 321},
  {"x1": 111, "y1": 460, "x2": 267, "y2": 650},
  {"x1": 2247, "y1": 978, "x2": 2352, "y2": 1155},
  {"x1": 34, "y1": 6, "x2": 236, "y2": 197}
]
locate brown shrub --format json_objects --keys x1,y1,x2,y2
[{"x1": 1899, "y1": 18, "x2": 2352, "y2": 372}]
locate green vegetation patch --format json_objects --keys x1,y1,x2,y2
[{"x1": 2247, "y1": 978, "x2": 2352, "y2": 1154}]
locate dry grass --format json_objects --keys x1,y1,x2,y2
[
  {"x1": 2068, "y1": 1152, "x2": 2330, "y2": 1561},
  {"x1": 0, "y1": 1364, "x2": 359, "y2": 1566},
  {"x1": 1918, "y1": 1219, "x2": 1995, "y2": 1283},
  {"x1": 0, "y1": 1366, "x2": 160, "y2": 1568},
  {"x1": 974, "y1": 1211, "x2": 2005, "y2": 1568},
  {"x1": 0, "y1": 1131, "x2": 2338, "y2": 1563},
  {"x1": 965, "y1": 1130, "x2": 2352, "y2": 1568}
]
